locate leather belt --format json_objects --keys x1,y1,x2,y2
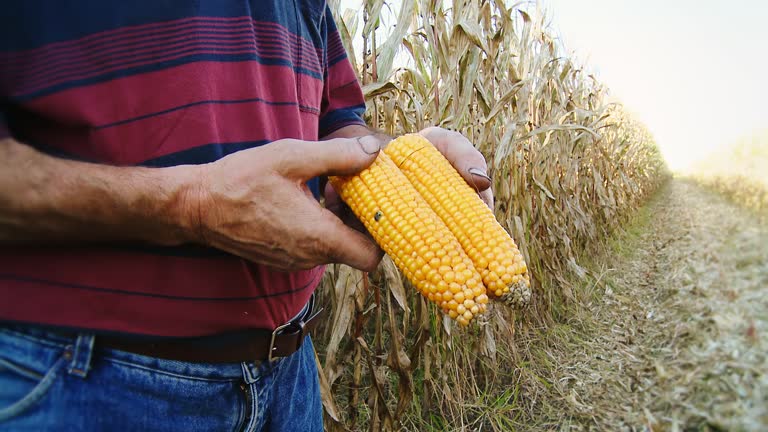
[{"x1": 98, "y1": 307, "x2": 324, "y2": 364}]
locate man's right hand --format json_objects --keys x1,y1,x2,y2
[{"x1": 189, "y1": 136, "x2": 385, "y2": 272}]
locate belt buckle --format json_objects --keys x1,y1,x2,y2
[
  {"x1": 267, "y1": 296, "x2": 322, "y2": 363},
  {"x1": 267, "y1": 322, "x2": 293, "y2": 363},
  {"x1": 267, "y1": 319, "x2": 306, "y2": 363}
]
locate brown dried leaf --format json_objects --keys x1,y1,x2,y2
[{"x1": 314, "y1": 351, "x2": 341, "y2": 422}]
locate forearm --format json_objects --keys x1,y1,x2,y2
[{"x1": 0, "y1": 138, "x2": 199, "y2": 246}]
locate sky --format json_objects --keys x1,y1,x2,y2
[
  {"x1": 540, "y1": 0, "x2": 768, "y2": 171},
  {"x1": 337, "y1": 0, "x2": 768, "y2": 171}
]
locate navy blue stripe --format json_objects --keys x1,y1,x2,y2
[
  {"x1": 14, "y1": 54, "x2": 324, "y2": 102},
  {"x1": 1, "y1": 23, "x2": 255, "y2": 68},
  {"x1": 5, "y1": 33, "x2": 324, "y2": 83},
  {"x1": 4, "y1": 29, "x2": 258, "y2": 77},
  {"x1": 328, "y1": 52, "x2": 351, "y2": 68},
  {"x1": 1, "y1": 1, "x2": 321, "y2": 51},
  {"x1": 0, "y1": 272, "x2": 318, "y2": 301},
  {"x1": 327, "y1": 49, "x2": 347, "y2": 63},
  {"x1": 141, "y1": 140, "x2": 321, "y2": 204},
  {"x1": 1, "y1": 21, "x2": 324, "y2": 68},
  {"x1": 327, "y1": 41, "x2": 347, "y2": 57},
  {"x1": 319, "y1": 104, "x2": 367, "y2": 137},
  {"x1": 141, "y1": 141, "x2": 321, "y2": 199},
  {"x1": 140, "y1": 140, "x2": 269, "y2": 167},
  {"x1": 139, "y1": 140, "x2": 323, "y2": 199},
  {"x1": 14, "y1": 45, "x2": 322, "y2": 96},
  {"x1": 96, "y1": 99, "x2": 319, "y2": 131}
]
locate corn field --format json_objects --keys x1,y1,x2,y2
[
  {"x1": 315, "y1": 0, "x2": 668, "y2": 430},
  {"x1": 695, "y1": 175, "x2": 768, "y2": 217},
  {"x1": 690, "y1": 129, "x2": 768, "y2": 217}
]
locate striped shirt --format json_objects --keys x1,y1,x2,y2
[{"x1": 0, "y1": 1, "x2": 366, "y2": 336}]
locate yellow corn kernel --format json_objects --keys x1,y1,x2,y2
[
  {"x1": 384, "y1": 134, "x2": 531, "y2": 308},
  {"x1": 329, "y1": 151, "x2": 487, "y2": 324}
]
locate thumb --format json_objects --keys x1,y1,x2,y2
[
  {"x1": 316, "y1": 208, "x2": 384, "y2": 271},
  {"x1": 276, "y1": 135, "x2": 385, "y2": 180}
]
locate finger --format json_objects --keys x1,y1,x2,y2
[
  {"x1": 419, "y1": 128, "x2": 492, "y2": 192},
  {"x1": 315, "y1": 209, "x2": 383, "y2": 272},
  {"x1": 275, "y1": 135, "x2": 385, "y2": 180},
  {"x1": 478, "y1": 188, "x2": 494, "y2": 210},
  {"x1": 323, "y1": 181, "x2": 343, "y2": 214}
]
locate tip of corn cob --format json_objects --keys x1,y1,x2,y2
[{"x1": 497, "y1": 280, "x2": 532, "y2": 309}]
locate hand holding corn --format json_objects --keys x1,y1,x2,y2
[{"x1": 330, "y1": 133, "x2": 531, "y2": 326}]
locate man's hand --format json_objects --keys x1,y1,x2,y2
[
  {"x1": 193, "y1": 136, "x2": 385, "y2": 272},
  {"x1": 419, "y1": 127, "x2": 495, "y2": 209}
]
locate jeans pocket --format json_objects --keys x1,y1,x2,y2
[{"x1": 0, "y1": 353, "x2": 67, "y2": 422}]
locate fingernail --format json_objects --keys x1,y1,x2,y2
[
  {"x1": 468, "y1": 167, "x2": 492, "y2": 182},
  {"x1": 357, "y1": 135, "x2": 381, "y2": 155}
]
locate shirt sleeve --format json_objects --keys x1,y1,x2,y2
[{"x1": 318, "y1": 7, "x2": 367, "y2": 138}]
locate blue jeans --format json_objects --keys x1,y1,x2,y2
[{"x1": 0, "y1": 325, "x2": 323, "y2": 431}]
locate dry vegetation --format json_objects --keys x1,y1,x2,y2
[
  {"x1": 690, "y1": 130, "x2": 768, "y2": 217},
  {"x1": 314, "y1": 1, "x2": 668, "y2": 430}
]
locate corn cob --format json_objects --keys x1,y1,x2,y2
[
  {"x1": 384, "y1": 134, "x2": 531, "y2": 308},
  {"x1": 329, "y1": 151, "x2": 488, "y2": 326}
]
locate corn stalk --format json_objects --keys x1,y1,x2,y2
[{"x1": 316, "y1": 1, "x2": 668, "y2": 430}]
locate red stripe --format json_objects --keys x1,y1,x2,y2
[
  {"x1": 26, "y1": 101, "x2": 321, "y2": 164},
  {"x1": 324, "y1": 89, "x2": 365, "y2": 116},
  {"x1": 322, "y1": 61, "x2": 364, "y2": 116},
  {"x1": 0, "y1": 16, "x2": 253, "y2": 63},
  {"x1": 102, "y1": 103, "x2": 319, "y2": 163},
  {"x1": 15, "y1": 46, "x2": 294, "y2": 96},
  {"x1": 327, "y1": 60, "x2": 361, "y2": 90},
  {"x1": 327, "y1": 35, "x2": 347, "y2": 56},
  {"x1": 328, "y1": 48, "x2": 348, "y2": 61},
  {"x1": 25, "y1": 61, "x2": 320, "y2": 126},
  {"x1": 27, "y1": 71, "x2": 321, "y2": 165},
  {"x1": 253, "y1": 22, "x2": 323, "y2": 48},
  {"x1": 15, "y1": 39, "x2": 322, "y2": 93},
  {"x1": 4, "y1": 23, "x2": 323, "y2": 78},
  {"x1": 328, "y1": 47, "x2": 348, "y2": 59},
  {"x1": 6, "y1": 27, "x2": 258, "y2": 77},
  {"x1": 252, "y1": 22, "x2": 321, "y2": 53},
  {"x1": 1, "y1": 22, "x2": 252, "y2": 71},
  {"x1": 10, "y1": 36, "x2": 256, "y2": 82},
  {"x1": 21, "y1": 61, "x2": 323, "y2": 164},
  {"x1": 1, "y1": 19, "x2": 320, "y2": 66},
  {"x1": 0, "y1": 252, "x2": 323, "y2": 336},
  {"x1": 328, "y1": 31, "x2": 345, "y2": 47}
]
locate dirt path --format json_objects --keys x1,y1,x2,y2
[{"x1": 544, "y1": 180, "x2": 768, "y2": 431}]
